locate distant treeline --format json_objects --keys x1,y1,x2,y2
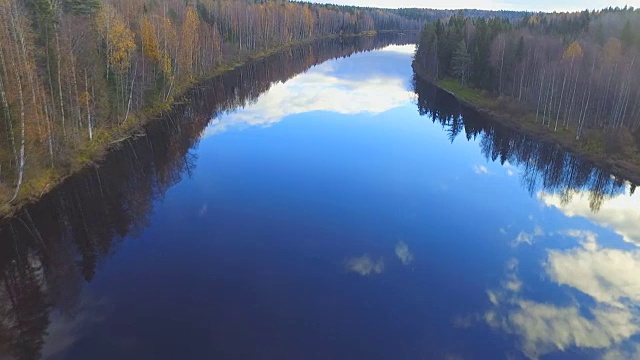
[
  {"x1": 391, "y1": 8, "x2": 526, "y2": 22},
  {"x1": 0, "y1": 0, "x2": 431, "y2": 213},
  {"x1": 414, "y1": 7, "x2": 640, "y2": 141}
]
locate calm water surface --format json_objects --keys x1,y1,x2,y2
[{"x1": 2, "y1": 37, "x2": 640, "y2": 360}]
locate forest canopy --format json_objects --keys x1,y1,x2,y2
[{"x1": 414, "y1": 7, "x2": 640, "y2": 141}]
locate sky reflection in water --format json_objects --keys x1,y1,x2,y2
[
  {"x1": 36, "y1": 44, "x2": 640, "y2": 360},
  {"x1": 204, "y1": 45, "x2": 417, "y2": 136}
]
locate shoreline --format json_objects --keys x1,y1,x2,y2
[
  {"x1": 412, "y1": 62, "x2": 640, "y2": 188},
  {"x1": 0, "y1": 32, "x2": 388, "y2": 220}
]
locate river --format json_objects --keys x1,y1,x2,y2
[{"x1": 1, "y1": 35, "x2": 639, "y2": 360}]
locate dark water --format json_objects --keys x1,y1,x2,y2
[{"x1": 1, "y1": 35, "x2": 640, "y2": 360}]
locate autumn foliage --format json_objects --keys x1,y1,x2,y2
[{"x1": 0, "y1": 0, "x2": 426, "y2": 211}]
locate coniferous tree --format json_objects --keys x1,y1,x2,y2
[{"x1": 452, "y1": 40, "x2": 471, "y2": 85}]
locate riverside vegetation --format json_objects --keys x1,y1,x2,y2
[
  {"x1": 413, "y1": 7, "x2": 640, "y2": 184},
  {"x1": 2, "y1": 0, "x2": 487, "y2": 218}
]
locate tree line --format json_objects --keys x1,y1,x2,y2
[
  {"x1": 0, "y1": 0, "x2": 430, "y2": 213},
  {"x1": 414, "y1": 7, "x2": 640, "y2": 143}
]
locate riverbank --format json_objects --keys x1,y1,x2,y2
[
  {"x1": 413, "y1": 62, "x2": 640, "y2": 187},
  {"x1": 0, "y1": 33, "x2": 385, "y2": 220}
]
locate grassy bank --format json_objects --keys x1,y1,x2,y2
[
  {"x1": 0, "y1": 33, "x2": 382, "y2": 219},
  {"x1": 414, "y1": 65, "x2": 640, "y2": 186}
]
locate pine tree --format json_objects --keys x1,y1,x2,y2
[{"x1": 452, "y1": 40, "x2": 471, "y2": 86}]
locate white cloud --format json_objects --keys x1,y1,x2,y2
[
  {"x1": 395, "y1": 241, "x2": 414, "y2": 265},
  {"x1": 203, "y1": 45, "x2": 415, "y2": 137},
  {"x1": 377, "y1": 44, "x2": 416, "y2": 54},
  {"x1": 505, "y1": 278, "x2": 523, "y2": 292},
  {"x1": 547, "y1": 231, "x2": 640, "y2": 307},
  {"x1": 512, "y1": 226, "x2": 544, "y2": 246},
  {"x1": 602, "y1": 344, "x2": 640, "y2": 360},
  {"x1": 503, "y1": 161, "x2": 517, "y2": 176},
  {"x1": 488, "y1": 290, "x2": 500, "y2": 306},
  {"x1": 514, "y1": 232, "x2": 534, "y2": 245},
  {"x1": 473, "y1": 165, "x2": 491, "y2": 175},
  {"x1": 539, "y1": 187, "x2": 640, "y2": 246},
  {"x1": 502, "y1": 258, "x2": 523, "y2": 293},
  {"x1": 503, "y1": 300, "x2": 640, "y2": 359},
  {"x1": 346, "y1": 255, "x2": 385, "y2": 276},
  {"x1": 486, "y1": 231, "x2": 640, "y2": 359},
  {"x1": 534, "y1": 226, "x2": 544, "y2": 237},
  {"x1": 564, "y1": 229, "x2": 598, "y2": 251}
]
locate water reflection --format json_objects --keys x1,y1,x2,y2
[
  {"x1": 206, "y1": 44, "x2": 417, "y2": 135},
  {"x1": 345, "y1": 255, "x2": 385, "y2": 276},
  {"x1": 0, "y1": 34, "x2": 413, "y2": 360},
  {"x1": 395, "y1": 241, "x2": 414, "y2": 265},
  {"x1": 2, "y1": 34, "x2": 640, "y2": 360},
  {"x1": 540, "y1": 186, "x2": 640, "y2": 247},
  {"x1": 413, "y1": 68, "x2": 640, "y2": 359},
  {"x1": 413, "y1": 76, "x2": 635, "y2": 212},
  {"x1": 486, "y1": 231, "x2": 640, "y2": 359}
]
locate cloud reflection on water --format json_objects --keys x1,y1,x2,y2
[
  {"x1": 539, "y1": 186, "x2": 640, "y2": 247},
  {"x1": 345, "y1": 255, "x2": 385, "y2": 276},
  {"x1": 203, "y1": 45, "x2": 417, "y2": 136},
  {"x1": 395, "y1": 241, "x2": 414, "y2": 265},
  {"x1": 485, "y1": 230, "x2": 640, "y2": 359}
]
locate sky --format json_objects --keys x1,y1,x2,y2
[{"x1": 305, "y1": 0, "x2": 640, "y2": 12}]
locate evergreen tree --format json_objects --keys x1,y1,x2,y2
[
  {"x1": 452, "y1": 40, "x2": 471, "y2": 85},
  {"x1": 621, "y1": 20, "x2": 635, "y2": 47},
  {"x1": 63, "y1": 0, "x2": 100, "y2": 15}
]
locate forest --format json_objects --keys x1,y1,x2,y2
[
  {"x1": 414, "y1": 7, "x2": 640, "y2": 152},
  {"x1": 0, "y1": 0, "x2": 444, "y2": 216}
]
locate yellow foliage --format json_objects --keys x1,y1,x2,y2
[
  {"x1": 562, "y1": 40, "x2": 584, "y2": 61},
  {"x1": 161, "y1": 51, "x2": 173, "y2": 80},
  {"x1": 108, "y1": 19, "x2": 136, "y2": 73},
  {"x1": 79, "y1": 91, "x2": 91, "y2": 105},
  {"x1": 95, "y1": 3, "x2": 117, "y2": 41},
  {"x1": 528, "y1": 15, "x2": 540, "y2": 26},
  {"x1": 96, "y1": 4, "x2": 136, "y2": 74},
  {"x1": 140, "y1": 16, "x2": 160, "y2": 62},
  {"x1": 604, "y1": 37, "x2": 622, "y2": 64},
  {"x1": 179, "y1": 7, "x2": 200, "y2": 76},
  {"x1": 303, "y1": 6, "x2": 314, "y2": 34}
]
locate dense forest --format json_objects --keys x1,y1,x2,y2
[
  {"x1": 414, "y1": 7, "x2": 640, "y2": 145},
  {"x1": 0, "y1": 35, "x2": 413, "y2": 360},
  {"x1": 0, "y1": 0, "x2": 438, "y2": 216},
  {"x1": 392, "y1": 8, "x2": 525, "y2": 23}
]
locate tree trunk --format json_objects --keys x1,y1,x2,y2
[{"x1": 55, "y1": 25, "x2": 66, "y2": 137}]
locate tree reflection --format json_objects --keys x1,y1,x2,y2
[
  {"x1": 413, "y1": 75, "x2": 635, "y2": 211},
  {"x1": 0, "y1": 34, "x2": 414, "y2": 360}
]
